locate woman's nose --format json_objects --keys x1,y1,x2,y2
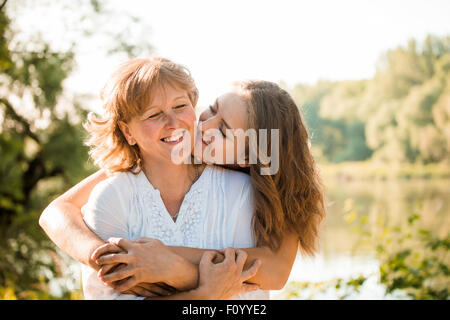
[{"x1": 165, "y1": 112, "x2": 180, "y2": 128}]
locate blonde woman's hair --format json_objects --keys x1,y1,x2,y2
[
  {"x1": 84, "y1": 56, "x2": 199, "y2": 174},
  {"x1": 236, "y1": 80, "x2": 326, "y2": 256}
]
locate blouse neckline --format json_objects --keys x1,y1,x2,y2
[{"x1": 136, "y1": 165, "x2": 211, "y2": 227}]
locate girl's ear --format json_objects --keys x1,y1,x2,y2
[{"x1": 118, "y1": 120, "x2": 136, "y2": 145}]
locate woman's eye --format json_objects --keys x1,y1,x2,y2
[
  {"x1": 174, "y1": 104, "x2": 186, "y2": 110},
  {"x1": 148, "y1": 112, "x2": 162, "y2": 119}
]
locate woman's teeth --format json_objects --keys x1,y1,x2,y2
[{"x1": 162, "y1": 132, "x2": 184, "y2": 143}]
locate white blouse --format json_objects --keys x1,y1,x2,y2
[{"x1": 81, "y1": 165, "x2": 270, "y2": 300}]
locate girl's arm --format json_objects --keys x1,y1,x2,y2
[
  {"x1": 146, "y1": 249, "x2": 260, "y2": 300},
  {"x1": 96, "y1": 232, "x2": 298, "y2": 292},
  {"x1": 39, "y1": 170, "x2": 110, "y2": 270},
  {"x1": 40, "y1": 169, "x2": 298, "y2": 292},
  {"x1": 38, "y1": 170, "x2": 199, "y2": 292},
  {"x1": 169, "y1": 232, "x2": 298, "y2": 290}
]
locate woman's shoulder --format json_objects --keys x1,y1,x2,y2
[{"x1": 88, "y1": 170, "x2": 140, "y2": 203}]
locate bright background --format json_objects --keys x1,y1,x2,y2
[
  {"x1": 14, "y1": 0, "x2": 450, "y2": 109},
  {"x1": 2, "y1": 0, "x2": 449, "y2": 300}
]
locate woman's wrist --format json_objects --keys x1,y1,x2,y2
[
  {"x1": 163, "y1": 252, "x2": 199, "y2": 290},
  {"x1": 191, "y1": 286, "x2": 216, "y2": 300}
]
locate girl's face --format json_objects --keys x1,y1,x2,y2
[
  {"x1": 120, "y1": 85, "x2": 196, "y2": 165},
  {"x1": 195, "y1": 88, "x2": 250, "y2": 165}
]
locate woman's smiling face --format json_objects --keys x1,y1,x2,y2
[
  {"x1": 119, "y1": 85, "x2": 197, "y2": 165},
  {"x1": 194, "y1": 88, "x2": 249, "y2": 165}
]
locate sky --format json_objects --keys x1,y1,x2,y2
[{"x1": 14, "y1": 0, "x2": 450, "y2": 112}]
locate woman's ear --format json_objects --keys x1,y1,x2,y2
[{"x1": 118, "y1": 120, "x2": 136, "y2": 145}]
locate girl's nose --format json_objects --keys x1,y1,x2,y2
[
  {"x1": 198, "y1": 108, "x2": 211, "y2": 122},
  {"x1": 199, "y1": 115, "x2": 219, "y2": 132}
]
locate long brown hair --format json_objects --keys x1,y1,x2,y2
[{"x1": 237, "y1": 80, "x2": 326, "y2": 256}]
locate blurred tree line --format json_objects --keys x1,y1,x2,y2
[
  {"x1": 287, "y1": 35, "x2": 450, "y2": 165},
  {"x1": 0, "y1": 0, "x2": 151, "y2": 298}
]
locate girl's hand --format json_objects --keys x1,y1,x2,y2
[
  {"x1": 122, "y1": 281, "x2": 177, "y2": 297},
  {"x1": 93, "y1": 237, "x2": 195, "y2": 292},
  {"x1": 196, "y1": 248, "x2": 261, "y2": 300},
  {"x1": 91, "y1": 241, "x2": 175, "y2": 297}
]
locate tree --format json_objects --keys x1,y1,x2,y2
[
  {"x1": 288, "y1": 35, "x2": 450, "y2": 165},
  {"x1": 0, "y1": 0, "x2": 152, "y2": 298}
]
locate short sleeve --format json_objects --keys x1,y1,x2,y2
[
  {"x1": 81, "y1": 174, "x2": 143, "y2": 300},
  {"x1": 220, "y1": 171, "x2": 256, "y2": 249},
  {"x1": 81, "y1": 178, "x2": 129, "y2": 241}
]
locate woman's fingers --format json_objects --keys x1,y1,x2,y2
[
  {"x1": 124, "y1": 285, "x2": 159, "y2": 297},
  {"x1": 100, "y1": 264, "x2": 135, "y2": 284},
  {"x1": 96, "y1": 252, "x2": 131, "y2": 265},
  {"x1": 107, "y1": 237, "x2": 133, "y2": 251},
  {"x1": 199, "y1": 251, "x2": 217, "y2": 267},
  {"x1": 144, "y1": 282, "x2": 177, "y2": 292},
  {"x1": 134, "y1": 237, "x2": 162, "y2": 245},
  {"x1": 241, "y1": 259, "x2": 261, "y2": 282},
  {"x1": 235, "y1": 249, "x2": 248, "y2": 268},
  {"x1": 241, "y1": 283, "x2": 260, "y2": 293},
  {"x1": 91, "y1": 243, "x2": 124, "y2": 262},
  {"x1": 139, "y1": 283, "x2": 174, "y2": 296},
  {"x1": 97, "y1": 263, "x2": 121, "y2": 278},
  {"x1": 222, "y1": 247, "x2": 236, "y2": 264},
  {"x1": 112, "y1": 276, "x2": 139, "y2": 293}
]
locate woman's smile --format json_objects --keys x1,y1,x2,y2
[{"x1": 161, "y1": 130, "x2": 186, "y2": 145}]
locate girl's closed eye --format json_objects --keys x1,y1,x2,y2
[
  {"x1": 219, "y1": 125, "x2": 226, "y2": 138},
  {"x1": 209, "y1": 105, "x2": 216, "y2": 115}
]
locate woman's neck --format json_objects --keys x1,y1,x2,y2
[{"x1": 141, "y1": 158, "x2": 197, "y2": 215}]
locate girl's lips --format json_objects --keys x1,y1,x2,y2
[{"x1": 202, "y1": 138, "x2": 211, "y2": 146}]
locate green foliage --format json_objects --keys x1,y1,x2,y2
[
  {"x1": 282, "y1": 200, "x2": 450, "y2": 300},
  {"x1": 289, "y1": 35, "x2": 450, "y2": 166},
  {"x1": 351, "y1": 199, "x2": 450, "y2": 300},
  {"x1": 0, "y1": 0, "x2": 153, "y2": 299}
]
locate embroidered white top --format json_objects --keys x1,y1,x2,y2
[{"x1": 81, "y1": 165, "x2": 270, "y2": 300}]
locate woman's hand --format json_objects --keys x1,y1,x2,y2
[
  {"x1": 92, "y1": 237, "x2": 197, "y2": 292},
  {"x1": 195, "y1": 248, "x2": 261, "y2": 300}
]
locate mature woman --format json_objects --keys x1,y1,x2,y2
[{"x1": 39, "y1": 56, "x2": 326, "y2": 299}]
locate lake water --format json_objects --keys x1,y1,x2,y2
[{"x1": 271, "y1": 178, "x2": 450, "y2": 299}]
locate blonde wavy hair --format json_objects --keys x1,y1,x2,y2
[
  {"x1": 84, "y1": 56, "x2": 199, "y2": 174},
  {"x1": 236, "y1": 80, "x2": 326, "y2": 256}
]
